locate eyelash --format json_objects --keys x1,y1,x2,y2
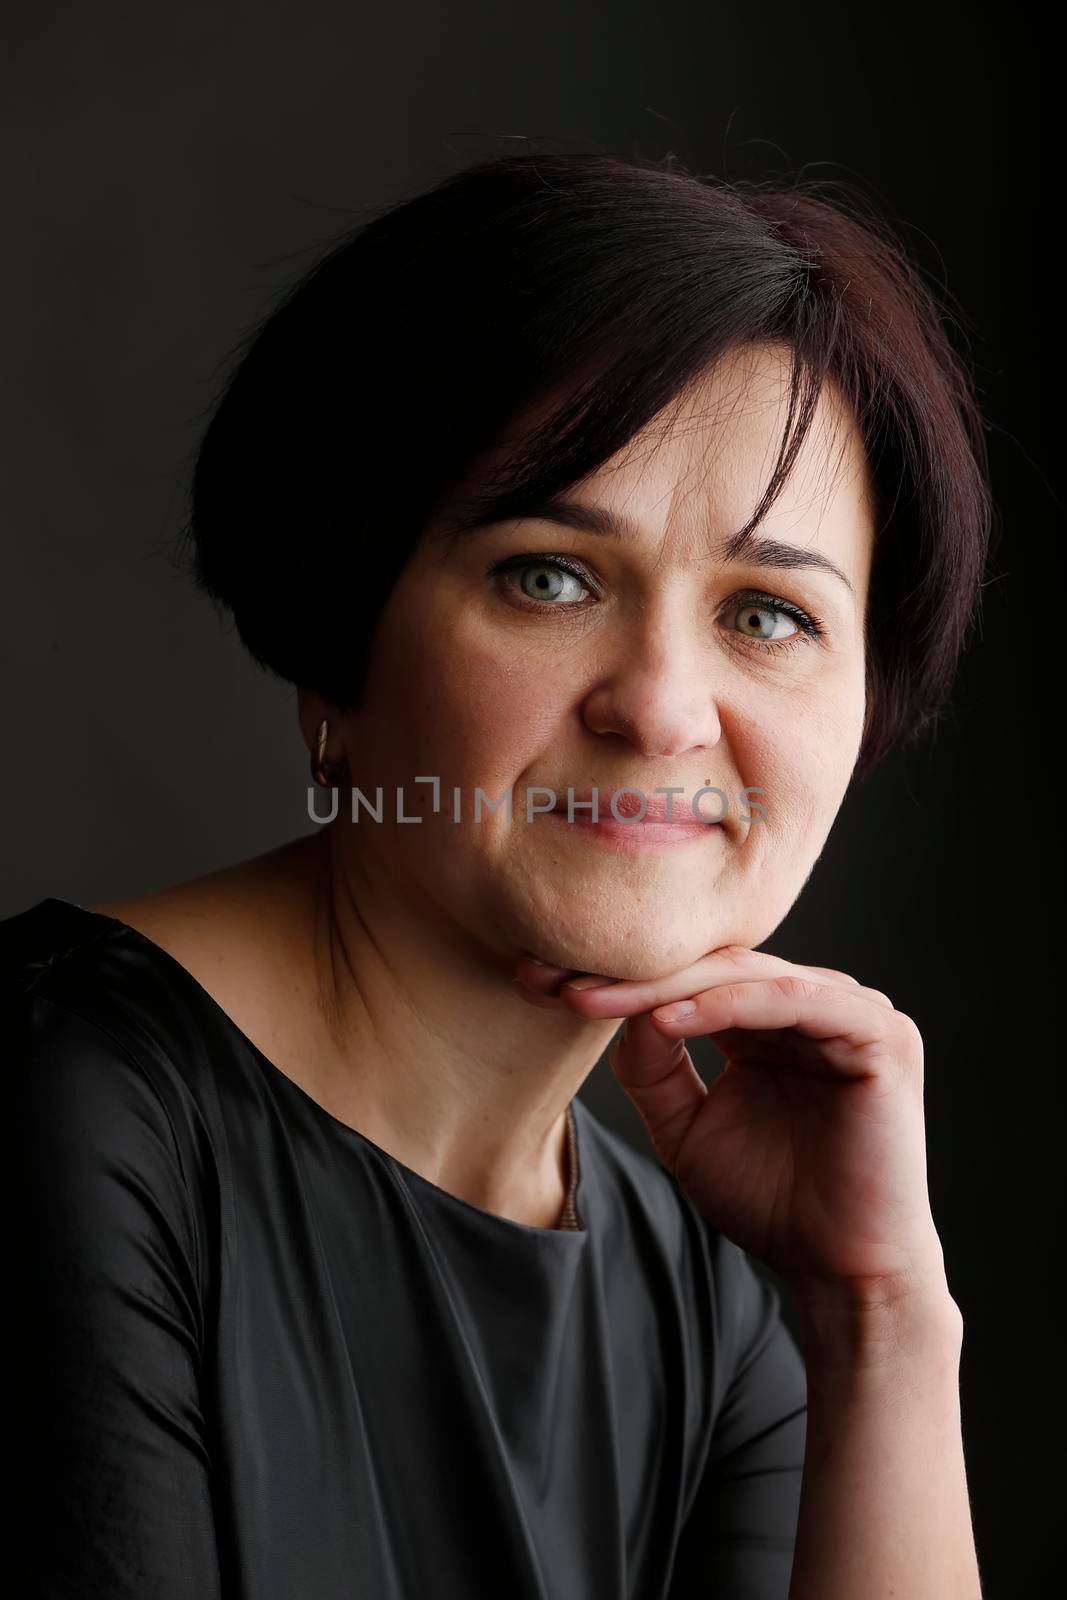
[{"x1": 485, "y1": 552, "x2": 828, "y2": 655}]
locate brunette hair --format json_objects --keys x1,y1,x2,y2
[{"x1": 181, "y1": 150, "x2": 996, "y2": 777}]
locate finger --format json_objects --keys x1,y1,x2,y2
[
  {"x1": 513, "y1": 977, "x2": 573, "y2": 1010},
  {"x1": 514, "y1": 956, "x2": 582, "y2": 1000},
  {"x1": 648, "y1": 976, "x2": 920, "y2": 1080},
  {"x1": 803, "y1": 966, "x2": 894, "y2": 1008},
  {"x1": 513, "y1": 968, "x2": 616, "y2": 1011},
  {"x1": 559, "y1": 946, "x2": 877, "y2": 1019},
  {"x1": 514, "y1": 954, "x2": 619, "y2": 1011},
  {"x1": 608, "y1": 1012, "x2": 708, "y2": 1175}
]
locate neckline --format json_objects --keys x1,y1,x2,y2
[{"x1": 37, "y1": 896, "x2": 588, "y2": 1242}]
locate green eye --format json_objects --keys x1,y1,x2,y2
[
  {"x1": 731, "y1": 601, "x2": 802, "y2": 641},
  {"x1": 516, "y1": 560, "x2": 588, "y2": 603},
  {"x1": 724, "y1": 591, "x2": 826, "y2": 656},
  {"x1": 488, "y1": 553, "x2": 594, "y2": 605}
]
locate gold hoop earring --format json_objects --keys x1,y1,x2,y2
[{"x1": 311, "y1": 718, "x2": 347, "y2": 787}]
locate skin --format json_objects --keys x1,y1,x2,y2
[{"x1": 95, "y1": 340, "x2": 981, "y2": 1595}]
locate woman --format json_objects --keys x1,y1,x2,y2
[{"x1": 5, "y1": 152, "x2": 991, "y2": 1598}]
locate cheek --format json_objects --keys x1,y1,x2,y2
[
  {"x1": 393, "y1": 636, "x2": 563, "y2": 788},
  {"x1": 736, "y1": 675, "x2": 865, "y2": 855}
]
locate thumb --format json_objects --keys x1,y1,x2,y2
[{"x1": 609, "y1": 1012, "x2": 708, "y2": 1176}]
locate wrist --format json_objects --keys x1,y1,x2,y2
[{"x1": 791, "y1": 1272, "x2": 963, "y2": 1392}]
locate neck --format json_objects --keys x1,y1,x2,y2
[{"x1": 277, "y1": 824, "x2": 610, "y2": 1228}]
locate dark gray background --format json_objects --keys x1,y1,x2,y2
[{"x1": 2, "y1": 3, "x2": 1057, "y2": 1594}]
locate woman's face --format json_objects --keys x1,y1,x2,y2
[{"x1": 325, "y1": 344, "x2": 876, "y2": 981}]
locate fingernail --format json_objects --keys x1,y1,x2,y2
[
  {"x1": 564, "y1": 975, "x2": 617, "y2": 991},
  {"x1": 653, "y1": 1000, "x2": 697, "y2": 1022}
]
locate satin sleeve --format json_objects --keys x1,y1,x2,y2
[
  {"x1": 9, "y1": 991, "x2": 222, "y2": 1599},
  {"x1": 667, "y1": 1236, "x2": 808, "y2": 1600}
]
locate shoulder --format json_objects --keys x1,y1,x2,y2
[
  {"x1": 1, "y1": 897, "x2": 231, "y2": 1185},
  {"x1": 3, "y1": 897, "x2": 230, "y2": 1293},
  {"x1": 3, "y1": 895, "x2": 209, "y2": 1055}
]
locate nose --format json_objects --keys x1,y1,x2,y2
[{"x1": 579, "y1": 613, "x2": 724, "y2": 758}]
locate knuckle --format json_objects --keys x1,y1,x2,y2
[{"x1": 774, "y1": 973, "x2": 825, "y2": 1002}]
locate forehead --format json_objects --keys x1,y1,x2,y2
[{"x1": 582, "y1": 343, "x2": 877, "y2": 574}]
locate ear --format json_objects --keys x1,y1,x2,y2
[{"x1": 297, "y1": 687, "x2": 331, "y2": 753}]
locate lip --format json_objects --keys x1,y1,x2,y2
[
  {"x1": 545, "y1": 806, "x2": 723, "y2": 852},
  {"x1": 550, "y1": 792, "x2": 723, "y2": 824}
]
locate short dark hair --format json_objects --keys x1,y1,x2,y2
[{"x1": 180, "y1": 151, "x2": 997, "y2": 778}]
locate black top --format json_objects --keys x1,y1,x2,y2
[{"x1": 5, "y1": 896, "x2": 807, "y2": 1599}]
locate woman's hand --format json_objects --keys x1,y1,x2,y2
[{"x1": 515, "y1": 946, "x2": 949, "y2": 1310}]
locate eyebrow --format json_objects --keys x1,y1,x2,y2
[{"x1": 442, "y1": 493, "x2": 855, "y2": 596}]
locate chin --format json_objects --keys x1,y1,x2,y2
[
  {"x1": 502, "y1": 873, "x2": 787, "y2": 978},
  {"x1": 536, "y1": 923, "x2": 738, "y2": 982}
]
